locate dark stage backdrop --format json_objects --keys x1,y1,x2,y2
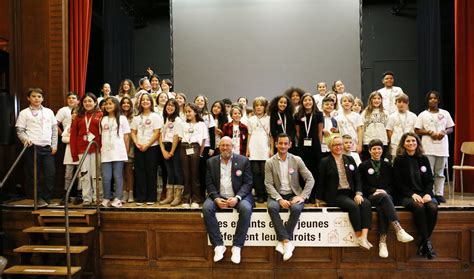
[{"x1": 171, "y1": 0, "x2": 362, "y2": 103}]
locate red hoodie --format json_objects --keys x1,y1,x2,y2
[{"x1": 70, "y1": 111, "x2": 103, "y2": 162}]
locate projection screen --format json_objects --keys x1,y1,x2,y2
[{"x1": 172, "y1": 0, "x2": 361, "y2": 104}]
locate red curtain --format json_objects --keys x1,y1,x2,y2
[
  {"x1": 454, "y1": 0, "x2": 474, "y2": 192},
  {"x1": 69, "y1": 0, "x2": 92, "y2": 97}
]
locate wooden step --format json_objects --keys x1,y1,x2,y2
[
  {"x1": 32, "y1": 209, "x2": 97, "y2": 217},
  {"x1": 14, "y1": 245, "x2": 88, "y2": 254},
  {"x1": 3, "y1": 265, "x2": 81, "y2": 276},
  {"x1": 23, "y1": 226, "x2": 94, "y2": 234}
]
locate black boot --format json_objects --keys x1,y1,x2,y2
[
  {"x1": 425, "y1": 240, "x2": 437, "y2": 259},
  {"x1": 417, "y1": 241, "x2": 426, "y2": 256},
  {"x1": 73, "y1": 194, "x2": 83, "y2": 205}
]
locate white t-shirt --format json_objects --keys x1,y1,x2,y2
[
  {"x1": 415, "y1": 109, "x2": 455, "y2": 157},
  {"x1": 247, "y1": 115, "x2": 271, "y2": 160},
  {"x1": 61, "y1": 124, "x2": 77, "y2": 165},
  {"x1": 101, "y1": 115, "x2": 131, "y2": 162},
  {"x1": 131, "y1": 112, "x2": 163, "y2": 147},
  {"x1": 232, "y1": 124, "x2": 241, "y2": 154},
  {"x1": 56, "y1": 106, "x2": 72, "y2": 128},
  {"x1": 162, "y1": 117, "x2": 183, "y2": 143},
  {"x1": 313, "y1": 94, "x2": 325, "y2": 111},
  {"x1": 321, "y1": 114, "x2": 336, "y2": 153},
  {"x1": 178, "y1": 121, "x2": 207, "y2": 145},
  {"x1": 386, "y1": 110, "x2": 417, "y2": 155},
  {"x1": 378, "y1": 86, "x2": 404, "y2": 115},
  {"x1": 336, "y1": 111, "x2": 363, "y2": 151},
  {"x1": 202, "y1": 114, "x2": 215, "y2": 147},
  {"x1": 362, "y1": 108, "x2": 388, "y2": 145},
  {"x1": 16, "y1": 106, "x2": 56, "y2": 147}
]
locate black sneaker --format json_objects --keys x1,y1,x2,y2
[
  {"x1": 73, "y1": 196, "x2": 83, "y2": 205},
  {"x1": 435, "y1": 195, "x2": 446, "y2": 203}
]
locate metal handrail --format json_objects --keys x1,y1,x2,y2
[
  {"x1": 64, "y1": 140, "x2": 101, "y2": 279},
  {"x1": 0, "y1": 144, "x2": 28, "y2": 190}
]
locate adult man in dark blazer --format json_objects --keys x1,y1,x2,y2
[
  {"x1": 265, "y1": 133, "x2": 314, "y2": 261},
  {"x1": 203, "y1": 136, "x2": 254, "y2": 264}
]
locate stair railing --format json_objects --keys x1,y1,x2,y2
[
  {"x1": 0, "y1": 145, "x2": 39, "y2": 208},
  {"x1": 64, "y1": 140, "x2": 100, "y2": 279}
]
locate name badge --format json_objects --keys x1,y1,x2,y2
[
  {"x1": 304, "y1": 138, "x2": 312, "y2": 146},
  {"x1": 186, "y1": 148, "x2": 195, "y2": 155},
  {"x1": 87, "y1": 133, "x2": 95, "y2": 142}
]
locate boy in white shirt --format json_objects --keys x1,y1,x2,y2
[
  {"x1": 16, "y1": 88, "x2": 58, "y2": 205},
  {"x1": 321, "y1": 96, "x2": 339, "y2": 155},
  {"x1": 378, "y1": 71, "x2": 404, "y2": 115},
  {"x1": 386, "y1": 93, "x2": 417, "y2": 159},
  {"x1": 342, "y1": 134, "x2": 361, "y2": 166},
  {"x1": 415, "y1": 91, "x2": 454, "y2": 203}
]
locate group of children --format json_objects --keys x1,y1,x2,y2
[{"x1": 15, "y1": 70, "x2": 454, "y2": 208}]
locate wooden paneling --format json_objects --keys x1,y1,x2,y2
[
  {"x1": 100, "y1": 229, "x2": 149, "y2": 260},
  {"x1": 3, "y1": 209, "x2": 474, "y2": 278},
  {"x1": 12, "y1": 0, "x2": 68, "y2": 111}
]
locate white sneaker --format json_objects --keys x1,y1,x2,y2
[
  {"x1": 146, "y1": 202, "x2": 155, "y2": 206},
  {"x1": 101, "y1": 199, "x2": 110, "y2": 207},
  {"x1": 182, "y1": 203, "x2": 190, "y2": 208},
  {"x1": 213, "y1": 245, "x2": 226, "y2": 262},
  {"x1": 275, "y1": 242, "x2": 284, "y2": 255},
  {"x1": 283, "y1": 242, "x2": 295, "y2": 261},
  {"x1": 135, "y1": 202, "x2": 144, "y2": 206},
  {"x1": 111, "y1": 198, "x2": 122, "y2": 208},
  {"x1": 396, "y1": 229, "x2": 414, "y2": 243},
  {"x1": 190, "y1": 202, "x2": 200, "y2": 209},
  {"x1": 379, "y1": 242, "x2": 389, "y2": 258},
  {"x1": 357, "y1": 237, "x2": 371, "y2": 250},
  {"x1": 231, "y1": 246, "x2": 241, "y2": 264}
]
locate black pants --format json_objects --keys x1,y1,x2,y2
[
  {"x1": 134, "y1": 145, "x2": 159, "y2": 202},
  {"x1": 368, "y1": 192, "x2": 399, "y2": 235},
  {"x1": 181, "y1": 143, "x2": 202, "y2": 203},
  {"x1": 251, "y1": 161, "x2": 266, "y2": 199},
  {"x1": 163, "y1": 142, "x2": 183, "y2": 185},
  {"x1": 335, "y1": 190, "x2": 372, "y2": 232},
  {"x1": 199, "y1": 146, "x2": 212, "y2": 199},
  {"x1": 401, "y1": 197, "x2": 438, "y2": 240},
  {"x1": 24, "y1": 145, "x2": 55, "y2": 201}
]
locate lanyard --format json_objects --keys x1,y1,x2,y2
[
  {"x1": 29, "y1": 106, "x2": 44, "y2": 131},
  {"x1": 85, "y1": 112, "x2": 95, "y2": 134},
  {"x1": 278, "y1": 112, "x2": 286, "y2": 133},
  {"x1": 429, "y1": 111, "x2": 442, "y2": 131},
  {"x1": 187, "y1": 122, "x2": 195, "y2": 143},
  {"x1": 256, "y1": 115, "x2": 270, "y2": 136},
  {"x1": 303, "y1": 114, "x2": 313, "y2": 138},
  {"x1": 397, "y1": 112, "x2": 409, "y2": 133}
]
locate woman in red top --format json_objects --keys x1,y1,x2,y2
[{"x1": 70, "y1": 92, "x2": 103, "y2": 205}]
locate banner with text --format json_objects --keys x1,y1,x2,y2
[{"x1": 209, "y1": 211, "x2": 359, "y2": 247}]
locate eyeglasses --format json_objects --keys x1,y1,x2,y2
[{"x1": 331, "y1": 143, "x2": 343, "y2": 147}]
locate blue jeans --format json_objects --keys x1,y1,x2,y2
[
  {"x1": 25, "y1": 145, "x2": 55, "y2": 201},
  {"x1": 102, "y1": 161, "x2": 124, "y2": 200},
  {"x1": 267, "y1": 194, "x2": 305, "y2": 241},
  {"x1": 202, "y1": 197, "x2": 253, "y2": 247}
]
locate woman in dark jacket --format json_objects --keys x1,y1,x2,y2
[
  {"x1": 318, "y1": 135, "x2": 372, "y2": 250},
  {"x1": 359, "y1": 139, "x2": 413, "y2": 258},
  {"x1": 393, "y1": 132, "x2": 438, "y2": 259}
]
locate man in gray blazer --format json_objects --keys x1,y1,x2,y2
[
  {"x1": 265, "y1": 133, "x2": 314, "y2": 261},
  {"x1": 203, "y1": 136, "x2": 254, "y2": 264}
]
